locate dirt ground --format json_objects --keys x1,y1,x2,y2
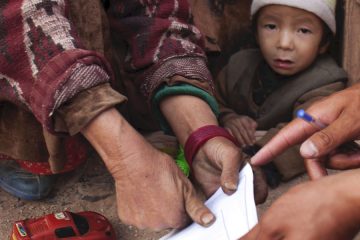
[{"x1": 1, "y1": 152, "x2": 359, "y2": 239}]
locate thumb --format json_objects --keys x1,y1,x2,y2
[
  {"x1": 220, "y1": 153, "x2": 243, "y2": 195},
  {"x1": 300, "y1": 117, "x2": 356, "y2": 158},
  {"x1": 183, "y1": 183, "x2": 216, "y2": 227}
]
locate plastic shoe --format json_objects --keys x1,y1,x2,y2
[{"x1": 0, "y1": 160, "x2": 56, "y2": 200}]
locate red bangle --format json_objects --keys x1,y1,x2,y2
[{"x1": 184, "y1": 125, "x2": 238, "y2": 166}]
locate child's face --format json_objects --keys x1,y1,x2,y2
[{"x1": 256, "y1": 5, "x2": 327, "y2": 76}]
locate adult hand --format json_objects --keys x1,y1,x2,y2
[
  {"x1": 240, "y1": 168, "x2": 360, "y2": 240},
  {"x1": 221, "y1": 113, "x2": 257, "y2": 147},
  {"x1": 82, "y1": 109, "x2": 215, "y2": 230},
  {"x1": 192, "y1": 136, "x2": 244, "y2": 197},
  {"x1": 161, "y1": 94, "x2": 267, "y2": 203},
  {"x1": 324, "y1": 142, "x2": 360, "y2": 170},
  {"x1": 160, "y1": 95, "x2": 245, "y2": 197},
  {"x1": 111, "y1": 141, "x2": 215, "y2": 230},
  {"x1": 250, "y1": 84, "x2": 360, "y2": 179},
  {"x1": 192, "y1": 136, "x2": 268, "y2": 204}
]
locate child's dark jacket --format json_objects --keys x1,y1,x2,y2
[{"x1": 216, "y1": 49, "x2": 347, "y2": 180}]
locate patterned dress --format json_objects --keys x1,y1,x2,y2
[{"x1": 0, "y1": 0, "x2": 213, "y2": 174}]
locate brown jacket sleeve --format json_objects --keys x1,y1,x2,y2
[
  {"x1": 55, "y1": 83, "x2": 126, "y2": 136},
  {"x1": 214, "y1": 66, "x2": 239, "y2": 121}
]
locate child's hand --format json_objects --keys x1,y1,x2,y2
[{"x1": 221, "y1": 113, "x2": 257, "y2": 146}]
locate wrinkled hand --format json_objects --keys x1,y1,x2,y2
[
  {"x1": 251, "y1": 84, "x2": 360, "y2": 179},
  {"x1": 240, "y1": 169, "x2": 360, "y2": 240},
  {"x1": 192, "y1": 137, "x2": 244, "y2": 197},
  {"x1": 82, "y1": 109, "x2": 215, "y2": 230},
  {"x1": 159, "y1": 95, "x2": 265, "y2": 203},
  {"x1": 191, "y1": 136, "x2": 244, "y2": 197},
  {"x1": 192, "y1": 137, "x2": 268, "y2": 204},
  {"x1": 111, "y1": 140, "x2": 215, "y2": 230},
  {"x1": 221, "y1": 113, "x2": 257, "y2": 146}
]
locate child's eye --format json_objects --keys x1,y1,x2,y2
[
  {"x1": 298, "y1": 28, "x2": 312, "y2": 34},
  {"x1": 264, "y1": 24, "x2": 277, "y2": 30}
]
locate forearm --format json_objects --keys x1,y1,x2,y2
[
  {"x1": 160, "y1": 95, "x2": 218, "y2": 145},
  {"x1": 80, "y1": 108, "x2": 147, "y2": 174}
]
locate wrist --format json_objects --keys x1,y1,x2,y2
[
  {"x1": 81, "y1": 108, "x2": 140, "y2": 173},
  {"x1": 153, "y1": 83, "x2": 219, "y2": 135},
  {"x1": 184, "y1": 125, "x2": 238, "y2": 166},
  {"x1": 160, "y1": 95, "x2": 218, "y2": 145}
]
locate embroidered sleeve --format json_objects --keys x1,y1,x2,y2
[{"x1": 107, "y1": 0, "x2": 214, "y2": 98}]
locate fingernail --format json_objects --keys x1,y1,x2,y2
[
  {"x1": 224, "y1": 182, "x2": 237, "y2": 191},
  {"x1": 300, "y1": 140, "x2": 318, "y2": 157},
  {"x1": 201, "y1": 213, "x2": 215, "y2": 226}
]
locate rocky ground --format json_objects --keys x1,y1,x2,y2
[{"x1": 1, "y1": 152, "x2": 359, "y2": 239}]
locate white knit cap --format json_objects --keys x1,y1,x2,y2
[{"x1": 251, "y1": 0, "x2": 337, "y2": 33}]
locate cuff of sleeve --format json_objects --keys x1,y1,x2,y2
[
  {"x1": 32, "y1": 49, "x2": 113, "y2": 131},
  {"x1": 55, "y1": 83, "x2": 127, "y2": 135},
  {"x1": 151, "y1": 83, "x2": 219, "y2": 134},
  {"x1": 142, "y1": 56, "x2": 214, "y2": 98}
]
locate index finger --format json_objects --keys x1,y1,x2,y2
[{"x1": 251, "y1": 118, "x2": 317, "y2": 166}]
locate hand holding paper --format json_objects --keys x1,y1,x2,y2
[{"x1": 160, "y1": 164, "x2": 258, "y2": 240}]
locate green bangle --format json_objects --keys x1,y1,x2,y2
[{"x1": 151, "y1": 83, "x2": 219, "y2": 134}]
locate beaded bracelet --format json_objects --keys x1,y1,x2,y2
[{"x1": 184, "y1": 125, "x2": 238, "y2": 167}]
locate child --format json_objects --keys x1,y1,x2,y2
[{"x1": 215, "y1": 0, "x2": 347, "y2": 184}]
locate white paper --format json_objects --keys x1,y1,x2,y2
[{"x1": 160, "y1": 164, "x2": 258, "y2": 240}]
